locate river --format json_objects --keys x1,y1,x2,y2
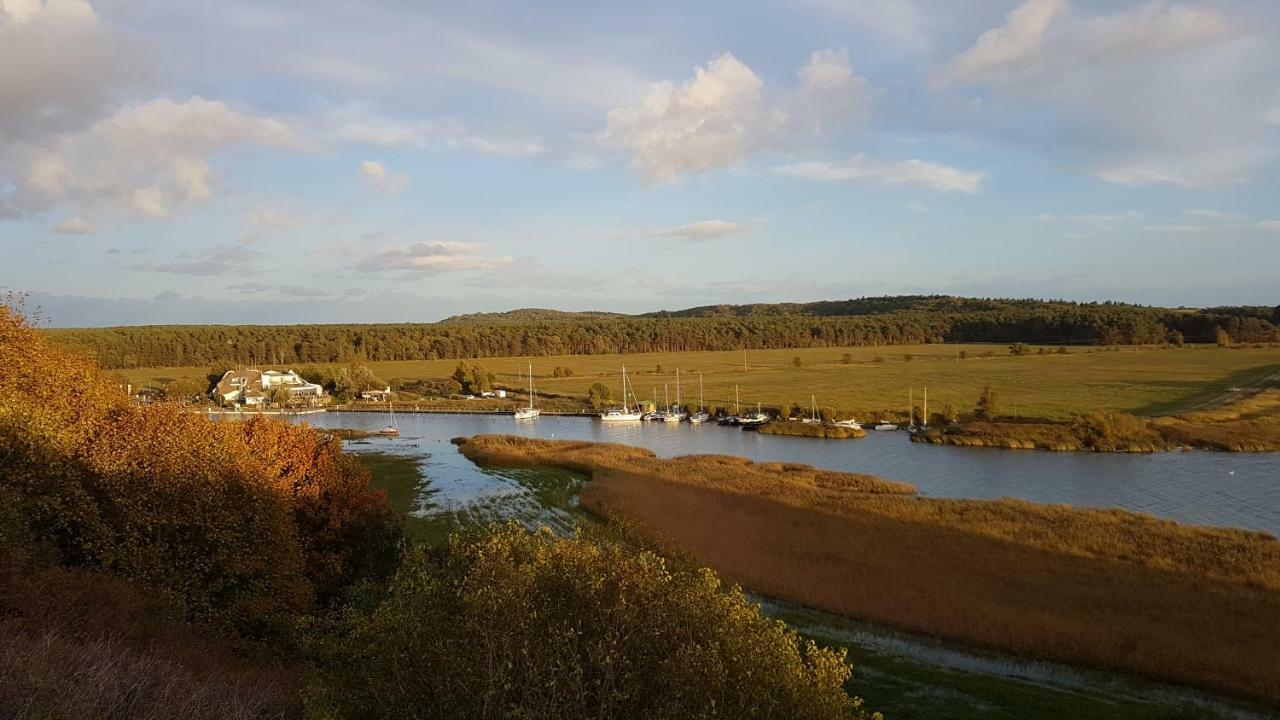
[
  {"x1": 297, "y1": 411, "x2": 1280, "y2": 536},
  {"x1": 284, "y1": 411, "x2": 1280, "y2": 718}
]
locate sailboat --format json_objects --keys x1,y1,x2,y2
[
  {"x1": 656, "y1": 370, "x2": 688, "y2": 422},
  {"x1": 688, "y1": 371, "x2": 710, "y2": 423},
  {"x1": 802, "y1": 395, "x2": 819, "y2": 424},
  {"x1": 907, "y1": 387, "x2": 920, "y2": 434},
  {"x1": 718, "y1": 385, "x2": 742, "y2": 425},
  {"x1": 377, "y1": 391, "x2": 399, "y2": 436},
  {"x1": 599, "y1": 366, "x2": 643, "y2": 421},
  {"x1": 513, "y1": 363, "x2": 539, "y2": 420},
  {"x1": 739, "y1": 402, "x2": 769, "y2": 427}
]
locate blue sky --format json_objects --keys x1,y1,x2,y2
[{"x1": 1, "y1": 0, "x2": 1278, "y2": 326}]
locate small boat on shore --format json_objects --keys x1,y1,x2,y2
[
  {"x1": 874, "y1": 421, "x2": 898, "y2": 431},
  {"x1": 739, "y1": 403, "x2": 769, "y2": 428}
]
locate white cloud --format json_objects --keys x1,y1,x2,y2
[
  {"x1": 360, "y1": 160, "x2": 410, "y2": 194},
  {"x1": 357, "y1": 240, "x2": 513, "y2": 273},
  {"x1": 603, "y1": 53, "x2": 770, "y2": 183},
  {"x1": 4, "y1": 97, "x2": 299, "y2": 221},
  {"x1": 603, "y1": 50, "x2": 878, "y2": 183},
  {"x1": 1037, "y1": 210, "x2": 1141, "y2": 223},
  {"x1": 1258, "y1": 221, "x2": 1280, "y2": 233},
  {"x1": 938, "y1": 0, "x2": 1065, "y2": 86},
  {"x1": 52, "y1": 215, "x2": 93, "y2": 234},
  {"x1": 795, "y1": 49, "x2": 873, "y2": 133},
  {"x1": 652, "y1": 220, "x2": 746, "y2": 241},
  {"x1": 774, "y1": 154, "x2": 986, "y2": 193}
]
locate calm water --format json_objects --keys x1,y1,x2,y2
[{"x1": 298, "y1": 411, "x2": 1280, "y2": 537}]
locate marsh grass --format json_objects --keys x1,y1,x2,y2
[
  {"x1": 758, "y1": 422, "x2": 867, "y2": 439},
  {"x1": 455, "y1": 435, "x2": 1280, "y2": 704}
]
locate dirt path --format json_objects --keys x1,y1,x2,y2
[{"x1": 1185, "y1": 368, "x2": 1280, "y2": 413}]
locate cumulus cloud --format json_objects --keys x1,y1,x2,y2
[
  {"x1": 357, "y1": 240, "x2": 513, "y2": 273},
  {"x1": 360, "y1": 160, "x2": 410, "y2": 194},
  {"x1": 652, "y1": 220, "x2": 746, "y2": 241},
  {"x1": 603, "y1": 53, "x2": 771, "y2": 183},
  {"x1": 937, "y1": 0, "x2": 1268, "y2": 188},
  {"x1": 774, "y1": 154, "x2": 986, "y2": 193},
  {"x1": 602, "y1": 50, "x2": 877, "y2": 183},
  {"x1": 4, "y1": 97, "x2": 299, "y2": 221}
]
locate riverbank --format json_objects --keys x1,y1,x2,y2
[
  {"x1": 453, "y1": 434, "x2": 1280, "y2": 706},
  {"x1": 758, "y1": 421, "x2": 866, "y2": 439},
  {"x1": 915, "y1": 389, "x2": 1280, "y2": 452}
]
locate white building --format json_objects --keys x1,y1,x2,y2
[{"x1": 214, "y1": 369, "x2": 325, "y2": 406}]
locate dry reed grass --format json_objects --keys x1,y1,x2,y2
[
  {"x1": 757, "y1": 422, "x2": 867, "y2": 439},
  {"x1": 456, "y1": 434, "x2": 1280, "y2": 704}
]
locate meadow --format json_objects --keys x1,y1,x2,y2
[
  {"x1": 455, "y1": 434, "x2": 1280, "y2": 705},
  {"x1": 120, "y1": 343, "x2": 1280, "y2": 421}
]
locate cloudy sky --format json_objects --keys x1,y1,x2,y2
[{"x1": 2, "y1": 0, "x2": 1278, "y2": 326}]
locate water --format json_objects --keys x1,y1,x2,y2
[
  {"x1": 291, "y1": 411, "x2": 1280, "y2": 717},
  {"x1": 300, "y1": 412, "x2": 1280, "y2": 537}
]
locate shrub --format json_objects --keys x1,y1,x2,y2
[{"x1": 319, "y1": 524, "x2": 873, "y2": 720}]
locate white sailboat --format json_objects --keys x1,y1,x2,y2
[
  {"x1": 688, "y1": 371, "x2": 710, "y2": 423},
  {"x1": 739, "y1": 402, "x2": 769, "y2": 427},
  {"x1": 802, "y1": 394, "x2": 819, "y2": 423},
  {"x1": 599, "y1": 366, "x2": 643, "y2": 421},
  {"x1": 513, "y1": 363, "x2": 539, "y2": 420},
  {"x1": 718, "y1": 385, "x2": 742, "y2": 425},
  {"x1": 377, "y1": 391, "x2": 399, "y2": 436}
]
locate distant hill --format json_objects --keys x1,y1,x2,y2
[
  {"x1": 643, "y1": 296, "x2": 1145, "y2": 318},
  {"x1": 441, "y1": 308, "x2": 627, "y2": 324}
]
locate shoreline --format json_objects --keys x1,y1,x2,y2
[{"x1": 452, "y1": 434, "x2": 1280, "y2": 706}]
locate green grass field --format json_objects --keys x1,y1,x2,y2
[{"x1": 119, "y1": 343, "x2": 1280, "y2": 421}]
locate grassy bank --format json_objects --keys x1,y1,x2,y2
[
  {"x1": 758, "y1": 421, "x2": 867, "y2": 439},
  {"x1": 119, "y1": 344, "x2": 1280, "y2": 422},
  {"x1": 916, "y1": 389, "x2": 1280, "y2": 452},
  {"x1": 454, "y1": 435, "x2": 1280, "y2": 705}
]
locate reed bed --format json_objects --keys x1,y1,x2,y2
[
  {"x1": 455, "y1": 434, "x2": 1280, "y2": 705},
  {"x1": 757, "y1": 422, "x2": 867, "y2": 439}
]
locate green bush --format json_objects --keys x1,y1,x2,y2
[{"x1": 317, "y1": 524, "x2": 874, "y2": 720}]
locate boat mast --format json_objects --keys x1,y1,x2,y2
[
  {"x1": 528, "y1": 363, "x2": 534, "y2": 411},
  {"x1": 734, "y1": 385, "x2": 740, "y2": 415},
  {"x1": 699, "y1": 372, "x2": 705, "y2": 412},
  {"x1": 811, "y1": 394, "x2": 817, "y2": 422},
  {"x1": 664, "y1": 383, "x2": 669, "y2": 413},
  {"x1": 922, "y1": 386, "x2": 928, "y2": 428},
  {"x1": 621, "y1": 367, "x2": 630, "y2": 413},
  {"x1": 909, "y1": 386, "x2": 914, "y2": 426},
  {"x1": 675, "y1": 369, "x2": 681, "y2": 412}
]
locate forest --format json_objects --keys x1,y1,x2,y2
[{"x1": 44, "y1": 296, "x2": 1280, "y2": 370}]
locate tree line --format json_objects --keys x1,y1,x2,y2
[{"x1": 45, "y1": 297, "x2": 1280, "y2": 369}]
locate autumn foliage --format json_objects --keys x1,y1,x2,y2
[{"x1": 0, "y1": 304, "x2": 400, "y2": 631}]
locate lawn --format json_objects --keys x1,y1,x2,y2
[{"x1": 118, "y1": 343, "x2": 1280, "y2": 421}]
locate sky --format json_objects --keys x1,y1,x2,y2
[{"x1": 1, "y1": 0, "x2": 1278, "y2": 327}]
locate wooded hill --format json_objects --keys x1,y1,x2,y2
[{"x1": 45, "y1": 296, "x2": 1280, "y2": 370}]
